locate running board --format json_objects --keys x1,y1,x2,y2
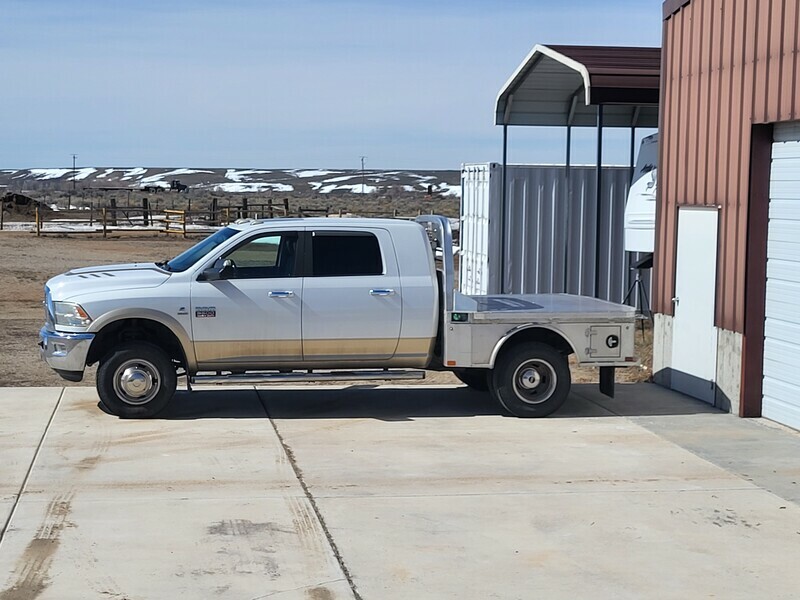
[{"x1": 190, "y1": 369, "x2": 426, "y2": 385}]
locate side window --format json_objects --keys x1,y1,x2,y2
[
  {"x1": 312, "y1": 232, "x2": 383, "y2": 277},
  {"x1": 225, "y1": 232, "x2": 298, "y2": 279}
]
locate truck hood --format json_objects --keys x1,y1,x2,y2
[{"x1": 46, "y1": 263, "x2": 171, "y2": 301}]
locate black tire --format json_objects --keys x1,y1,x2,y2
[
  {"x1": 96, "y1": 342, "x2": 177, "y2": 418},
  {"x1": 453, "y1": 368, "x2": 490, "y2": 392},
  {"x1": 490, "y1": 342, "x2": 571, "y2": 418}
]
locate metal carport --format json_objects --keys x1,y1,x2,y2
[{"x1": 495, "y1": 44, "x2": 660, "y2": 297}]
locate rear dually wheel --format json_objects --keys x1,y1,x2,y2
[{"x1": 490, "y1": 342, "x2": 571, "y2": 418}]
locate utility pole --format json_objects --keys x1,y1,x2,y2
[
  {"x1": 359, "y1": 156, "x2": 366, "y2": 194},
  {"x1": 71, "y1": 154, "x2": 77, "y2": 207}
]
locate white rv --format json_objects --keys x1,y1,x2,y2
[{"x1": 624, "y1": 133, "x2": 658, "y2": 254}]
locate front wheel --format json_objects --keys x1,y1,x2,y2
[
  {"x1": 490, "y1": 342, "x2": 571, "y2": 418},
  {"x1": 97, "y1": 342, "x2": 177, "y2": 418}
]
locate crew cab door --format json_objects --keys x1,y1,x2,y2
[
  {"x1": 190, "y1": 230, "x2": 302, "y2": 367},
  {"x1": 302, "y1": 228, "x2": 402, "y2": 361}
]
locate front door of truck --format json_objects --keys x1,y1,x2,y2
[
  {"x1": 302, "y1": 228, "x2": 402, "y2": 362},
  {"x1": 190, "y1": 230, "x2": 303, "y2": 367}
]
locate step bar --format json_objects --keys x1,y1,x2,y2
[{"x1": 190, "y1": 369, "x2": 426, "y2": 385}]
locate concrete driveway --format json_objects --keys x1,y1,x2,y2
[{"x1": 1, "y1": 383, "x2": 800, "y2": 599}]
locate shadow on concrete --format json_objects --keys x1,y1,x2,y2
[
  {"x1": 155, "y1": 382, "x2": 720, "y2": 421},
  {"x1": 573, "y1": 382, "x2": 722, "y2": 418}
]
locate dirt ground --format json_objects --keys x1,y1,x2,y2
[{"x1": 0, "y1": 231, "x2": 651, "y2": 389}]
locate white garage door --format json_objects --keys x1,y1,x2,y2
[{"x1": 763, "y1": 121, "x2": 800, "y2": 430}]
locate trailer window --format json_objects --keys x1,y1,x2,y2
[{"x1": 311, "y1": 232, "x2": 383, "y2": 277}]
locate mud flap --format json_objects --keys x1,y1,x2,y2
[{"x1": 599, "y1": 366, "x2": 615, "y2": 398}]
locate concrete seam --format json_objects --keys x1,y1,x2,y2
[
  {"x1": 255, "y1": 388, "x2": 363, "y2": 600},
  {"x1": 0, "y1": 387, "x2": 65, "y2": 547}
]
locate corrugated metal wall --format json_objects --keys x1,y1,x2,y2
[
  {"x1": 655, "y1": 0, "x2": 800, "y2": 333},
  {"x1": 461, "y1": 163, "x2": 649, "y2": 306}
]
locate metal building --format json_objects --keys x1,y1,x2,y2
[{"x1": 653, "y1": 0, "x2": 800, "y2": 429}]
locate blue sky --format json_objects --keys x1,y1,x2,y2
[{"x1": 1, "y1": 0, "x2": 662, "y2": 170}]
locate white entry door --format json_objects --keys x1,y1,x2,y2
[
  {"x1": 671, "y1": 207, "x2": 719, "y2": 403},
  {"x1": 763, "y1": 121, "x2": 800, "y2": 430}
]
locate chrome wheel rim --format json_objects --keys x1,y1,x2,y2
[
  {"x1": 113, "y1": 359, "x2": 161, "y2": 405},
  {"x1": 512, "y1": 359, "x2": 557, "y2": 405}
]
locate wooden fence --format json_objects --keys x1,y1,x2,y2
[{"x1": 1, "y1": 197, "x2": 436, "y2": 236}]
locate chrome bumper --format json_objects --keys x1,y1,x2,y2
[{"x1": 38, "y1": 327, "x2": 94, "y2": 375}]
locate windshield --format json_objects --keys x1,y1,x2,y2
[{"x1": 165, "y1": 227, "x2": 240, "y2": 272}]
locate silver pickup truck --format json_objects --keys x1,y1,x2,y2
[{"x1": 39, "y1": 215, "x2": 636, "y2": 418}]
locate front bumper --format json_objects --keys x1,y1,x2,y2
[{"x1": 38, "y1": 327, "x2": 94, "y2": 379}]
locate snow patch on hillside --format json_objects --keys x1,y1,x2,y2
[
  {"x1": 318, "y1": 183, "x2": 377, "y2": 194},
  {"x1": 294, "y1": 169, "x2": 339, "y2": 178},
  {"x1": 139, "y1": 168, "x2": 213, "y2": 183},
  {"x1": 225, "y1": 169, "x2": 273, "y2": 182},
  {"x1": 214, "y1": 182, "x2": 294, "y2": 193},
  {"x1": 73, "y1": 168, "x2": 98, "y2": 181},
  {"x1": 28, "y1": 169, "x2": 71, "y2": 180},
  {"x1": 121, "y1": 168, "x2": 147, "y2": 180}
]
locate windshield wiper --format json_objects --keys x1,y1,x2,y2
[{"x1": 155, "y1": 259, "x2": 172, "y2": 271}]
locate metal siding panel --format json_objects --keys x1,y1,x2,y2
[
  {"x1": 767, "y1": 0, "x2": 784, "y2": 123},
  {"x1": 656, "y1": 11, "x2": 682, "y2": 315},
  {"x1": 781, "y1": 0, "x2": 799, "y2": 120},
  {"x1": 729, "y1": 0, "x2": 749, "y2": 334},
  {"x1": 737, "y1": 0, "x2": 754, "y2": 218},
  {"x1": 755, "y1": 0, "x2": 770, "y2": 123},
  {"x1": 715, "y1": 1, "x2": 733, "y2": 329},
  {"x1": 686, "y1": 0, "x2": 702, "y2": 205},
  {"x1": 727, "y1": 0, "x2": 747, "y2": 332},
  {"x1": 680, "y1": 4, "x2": 693, "y2": 206},
  {"x1": 706, "y1": 0, "x2": 722, "y2": 205},
  {"x1": 764, "y1": 130, "x2": 800, "y2": 428},
  {"x1": 696, "y1": 0, "x2": 714, "y2": 206}
]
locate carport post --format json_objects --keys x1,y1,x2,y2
[
  {"x1": 501, "y1": 124, "x2": 508, "y2": 294},
  {"x1": 564, "y1": 124, "x2": 572, "y2": 293},
  {"x1": 629, "y1": 105, "x2": 641, "y2": 183},
  {"x1": 594, "y1": 104, "x2": 604, "y2": 299}
]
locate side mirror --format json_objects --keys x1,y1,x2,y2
[{"x1": 199, "y1": 258, "x2": 235, "y2": 281}]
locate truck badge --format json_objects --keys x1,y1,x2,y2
[{"x1": 195, "y1": 307, "x2": 216, "y2": 318}]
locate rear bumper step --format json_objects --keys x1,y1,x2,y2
[{"x1": 190, "y1": 370, "x2": 426, "y2": 385}]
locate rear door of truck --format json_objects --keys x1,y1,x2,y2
[{"x1": 301, "y1": 228, "x2": 402, "y2": 361}]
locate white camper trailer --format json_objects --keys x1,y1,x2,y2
[{"x1": 624, "y1": 133, "x2": 658, "y2": 253}]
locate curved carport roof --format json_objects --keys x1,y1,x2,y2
[{"x1": 495, "y1": 44, "x2": 660, "y2": 128}]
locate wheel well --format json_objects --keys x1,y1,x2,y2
[
  {"x1": 87, "y1": 318, "x2": 187, "y2": 367},
  {"x1": 494, "y1": 327, "x2": 574, "y2": 364}
]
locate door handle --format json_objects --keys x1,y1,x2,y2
[
  {"x1": 369, "y1": 289, "x2": 395, "y2": 296},
  {"x1": 672, "y1": 297, "x2": 679, "y2": 306},
  {"x1": 268, "y1": 290, "x2": 294, "y2": 298}
]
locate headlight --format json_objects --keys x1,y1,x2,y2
[{"x1": 53, "y1": 302, "x2": 93, "y2": 327}]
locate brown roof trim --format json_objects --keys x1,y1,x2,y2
[{"x1": 663, "y1": 0, "x2": 691, "y2": 20}]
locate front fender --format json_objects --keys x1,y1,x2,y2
[{"x1": 88, "y1": 308, "x2": 197, "y2": 371}]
